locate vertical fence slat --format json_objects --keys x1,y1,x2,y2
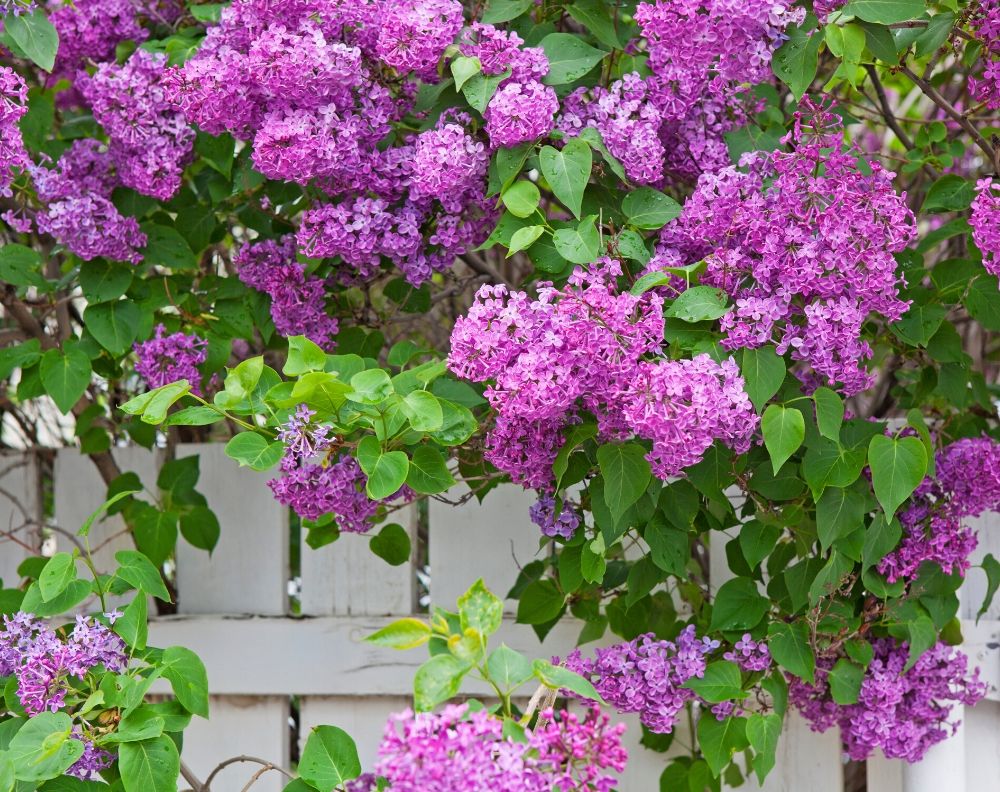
[
  {"x1": 299, "y1": 696, "x2": 411, "y2": 772},
  {"x1": 0, "y1": 452, "x2": 39, "y2": 586},
  {"x1": 179, "y1": 696, "x2": 289, "y2": 792},
  {"x1": 428, "y1": 484, "x2": 540, "y2": 611},
  {"x1": 964, "y1": 699, "x2": 1000, "y2": 790},
  {"x1": 868, "y1": 753, "x2": 904, "y2": 792},
  {"x1": 54, "y1": 446, "x2": 161, "y2": 574},
  {"x1": 961, "y1": 511, "x2": 1000, "y2": 621},
  {"x1": 300, "y1": 505, "x2": 416, "y2": 616},
  {"x1": 174, "y1": 443, "x2": 289, "y2": 615}
]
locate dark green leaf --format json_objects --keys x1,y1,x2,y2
[
  {"x1": 370, "y1": 524, "x2": 411, "y2": 566},
  {"x1": 596, "y1": 442, "x2": 651, "y2": 524},
  {"x1": 539, "y1": 139, "x2": 592, "y2": 219},
  {"x1": 868, "y1": 435, "x2": 927, "y2": 520},
  {"x1": 622, "y1": 187, "x2": 681, "y2": 229},
  {"x1": 710, "y1": 578, "x2": 769, "y2": 631},
  {"x1": 767, "y1": 621, "x2": 815, "y2": 683},
  {"x1": 539, "y1": 33, "x2": 607, "y2": 84},
  {"x1": 5, "y1": 10, "x2": 59, "y2": 72}
]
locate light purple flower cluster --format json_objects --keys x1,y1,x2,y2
[
  {"x1": 376, "y1": 0, "x2": 464, "y2": 80},
  {"x1": 655, "y1": 106, "x2": 915, "y2": 395},
  {"x1": 0, "y1": 66, "x2": 28, "y2": 196},
  {"x1": 529, "y1": 494, "x2": 581, "y2": 539},
  {"x1": 971, "y1": 0, "x2": 1000, "y2": 110},
  {"x1": 0, "y1": 1, "x2": 36, "y2": 16},
  {"x1": 971, "y1": 177, "x2": 1000, "y2": 277},
  {"x1": 49, "y1": 0, "x2": 147, "y2": 77},
  {"x1": 0, "y1": 612, "x2": 127, "y2": 716},
  {"x1": 133, "y1": 324, "x2": 208, "y2": 395},
  {"x1": 269, "y1": 455, "x2": 379, "y2": 528},
  {"x1": 31, "y1": 139, "x2": 147, "y2": 263},
  {"x1": 563, "y1": 627, "x2": 720, "y2": 733},
  {"x1": 372, "y1": 703, "x2": 626, "y2": 791},
  {"x1": 790, "y1": 639, "x2": 987, "y2": 762},
  {"x1": 235, "y1": 237, "x2": 339, "y2": 350},
  {"x1": 79, "y1": 50, "x2": 194, "y2": 201},
  {"x1": 68, "y1": 731, "x2": 114, "y2": 779},
  {"x1": 449, "y1": 261, "x2": 757, "y2": 488},
  {"x1": 878, "y1": 437, "x2": 1000, "y2": 583},
  {"x1": 277, "y1": 405, "x2": 334, "y2": 462},
  {"x1": 557, "y1": 0, "x2": 802, "y2": 184},
  {"x1": 724, "y1": 633, "x2": 771, "y2": 672}
]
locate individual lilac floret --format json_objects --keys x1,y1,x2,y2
[
  {"x1": 790, "y1": 639, "x2": 987, "y2": 762},
  {"x1": 133, "y1": 324, "x2": 208, "y2": 395},
  {"x1": 971, "y1": 178, "x2": 1000, "y2": 277},
  {"x1": 529, "y1": 494, "x2": 581, "y2": 539},
  {"x1": 563, "y1": 627, "x2": 719, "y2": 734},
  {"x1": 724, "y1": 633, "x2": 771, "y2": 672}
]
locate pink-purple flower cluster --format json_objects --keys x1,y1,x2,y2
[
  {"x1": 371, "y1": 704, "x2": 626, "y2": 791},
  {"x1": 724, "y1": 633, "x2": 772, "y2": 672},
  {"x1": 133, "y1": 324, "x2": 208, "y2": 395},
  {"x1": 0, "y1": 612, "x2": 127, "y2": 716},
  {"x1": 971, "y1": 177, "x2": 1000, "y2": 277},
  {"x1": 79, "y1": 50, "x2": 194, "y2": 201},
  {"x1": 376, "y1": 0, "x2": 464, "y2": 80},
  {"x1": 790, "y1": 639, "x2": 987, "y2": 762},
  {"x1": 971, "y1": 0, "x2": 1000, "y2": 110},
  {"x1": 655, "y1": 106, "x2": 915, "y2": 395},
  {"x1": 269, "y1": 455, "x2": 380, "y2": 528},
  {"x1": 235, "y1": 237, "x2": 339, "y2": 350},
  {"x1": 563, "y1": 627, "x2": 719, "y2": 733},
  {"x1": 529, "y1": 494, "x2": 581, "y2": 539},
  {"x1": 49, "y1": 0, "x2": 147, "y2": 77},
  {"x1": 878, "y1": 437, "x2": 1000, "y2": 583},
  {"x1": 0, "y1": 66, "x2": 28, "y2": 196},
  {"x1": 448, "y1": 261, "x2": 757, "y2": 488}
]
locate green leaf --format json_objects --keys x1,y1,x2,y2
[
  {"x1": 553, "y1": 216, "x2": 601, "y2": 264},
  {"x1": 118, "y1": 737, "x2": 179, "y2": 792},
  {"x1": 644, "y1": 515, "x2": 688, "y2": 576},
  {"x1": 860, "y1": 21, "x2": 899, "y2": 62},
  {"x1": 5, "y1": 10, "x2": 59, "y2": 72},
  {"x1": 299, "y1": 726, "x2": 362, "y2": 791},
  {"x1": 370, "y1": 523, "x2": 411, "y2": 566},
  {"x1": 773, "y1": 20, "x2": 824, "y2": 100},
  {"x1": 710, "y1": 578, "x2": 769, "y2": 631},
  {"x1": 195, "y1": 131, "x2": 235, "y2": 177},
  {"x1": 402, "y1": 391, "x2": 444, "y2": 432},
  {"x1": 38, "y1": 553, "x2": 76, "y2": 603},
  {"x1": 868, "y1": 435, "x2": 927, "y2": 520},
  {"x1": 114, "y1": 594, "x2": 148, "y2": 651},
  {"x1": 140, "y1": 223, "x2": 196, "y2": 269},
  {"x1": 180, "y1": 506, "x2": 221, "y2": 553},
  {"x1": 142, "y1": 381, "x2": 192, "y2": 425},
  {"x1": 801, "y1": 437, "x2": 868, "y2": 497},
  {"x1": 0, "y1": 339, "x2": 41, "y2": 380},
  {"x1": 761, "y1": 405, "x2": 805, "y2": 474},
  {"x1": 890, "y1": 304, "x2": 947, "y2": 347},
  {"x1": 813, "y1": 387, "x2": 844, "y2": 440},
  {"x1": 739, "y1": 521, "x2": 781, "y2": 571},
  {"x1": 501, "y1": 180, "x2": 541, "y2": 218},
  {"x1": 697, "y1": 715, "x2": 748, "y2": 777},
  {"x1": 481, "y1": 0, "x2": 533, "y2": 23},
  {"x1": 115, "y1": 549, "x2": 171, "y2": 601},
  {"x1": 576, "y1": 126, "x2": 627, "y2": 182},
  {"x1": 19, "y1": 579, "x2": 89, "y2": 617},
  {"x1": 516, "y1": 579, "x2": 565, "y2": 625},
  {"x1": 450, "y1": 55, "x2": 481, "y2": 91},
  {"x1": 9, "y1": 712, "x2": 82, "y2": 782},
  {"x1": 766, "y1": 621, "x2": 815, "y2": 683},
  {"x1": 622, "y1": 187, "x2": 681, "y2": 229},
  {"x1": 83, "y1": 300, "x2": 142, "y2": 356},
  {"x1": 102, "y1": 709, "x2": 165, "y2": 745},
  {"x1": 829, "y1": 658, "x2": 864, "y2": 704},
  {"x1": 905, "y1": 614, "x2": 937, "y2": 671},
  {"x1": 224, "y1": 433, "x2": 284, "y2": 471},
  {"x1": 487, "y1": 645, "x2": 534, "y2": 690},
  {"x1": 458, "y1": 579, "x2": 504, "y2": 636},
  {"x1": 539, "y1": 139, "x2": 592, "y2": 219},
  {"x1": 816, "y1": 486, "x2": 866, "y2": 551},
  {"x1": 366, "y1": 451, "x2": 409, "y2": 499},
  {"x1": 366, "y1": 618, "x2": 431, "y2": 650},
  {"x1": 348, "y1": 369, "x2": 394, "y2": 404},
  {"x1": 741, "y1": 347, "x2": 786, "y2": 411},
  {"x1": 539, "y1": 33, "x2": 607, "y2": 85},
  {"x1": 682, "y1": 661, "x2": 743, "y2": 703},
  {"x1": 808, "y1": 551, "x2": 854, "y2": 604},
  {"x1": 843, "y1": 0, "x2": 926, "y2": 24},
  {"x1": 161, "y1": 646, "x2": 209, "y2": 718},
  {"x1": 405, "y1": 446, "x2": 456, "y2": 494},
  {"x1": 507, "y1": 225, "x2": 545, "y2": 256},
  {"x1": 0, "y1": 244, "x2": 45, "y2": 288},
  {"x1": 596, "y1": 442, "x2": 651, "y2": 524},
  {"x1": 977, "y1": 554, "x2": 1000, "y2": 621},
  {"x1": 79, "y1": 259, "x2": 133, "y2": 303},
  {"x1": 532, "y1": 659, "x2": 603, "y2": 702},
  {"x1": 746, "y1": 713, "x2": 782, "y2": 784},
  {"x1": 922, "y1": 174, "x2": 975, "y2": 213},
  {"x1": 39, "y1": 347, "x2": 91, "y2": 413},
  {"x1": 414, "y1": 654, "x2": 469, "y2": 711},
  {"x1": 284, "y1": 336, "x2": 326, "y2": 376},
  {"x1": 566, "y1": 0, "x2": 623, "y2": 49},
  {"x1": 665, "y1": 286, "x2": 730, "y2": 322}
]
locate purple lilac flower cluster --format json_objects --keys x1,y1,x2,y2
[
  {"x1": 971, "y1": 0, "x2": 1000, "y2": 110},
  {"x1": 563, "y1": 627, "x2": 720, "y2": 733},
  {"x1": 789, "y1": 639, "x2": 987, "y2": 762},
  {"x1": 448, "y1": 260, "x2": 757, "y2": 488},
  {"x1": 724, "y1": 633, "x2": 772, "y2": 672},
  {"x1": 654, "y1": 106, "x2": 915, "y2": 395},
  {"x1": 0, "y1": 612, "x2": 127, "y2": 716},
  {"x1": 235, "y1": 237, "x2": 339, "y2": 350},
  {"x1": 371, "y1": 703, "x2": 626, "y2": 791},
  {"x1": 971, "y1": 178, "x2": 1000, "y2": 277},
  {"x1": 49, "y1": 0, "x2": 147, "y2": 77},
  {"x1": 0, "y1": 66, "x2": 28, "y2": 196},
  {"x1": 79, "y1": 50, "x2": 194, "y2": 201},
  {"x1": 878, "y1": 437, "x2": 1000, "y2": 583},
  {"x1": 529, "y1": 494, "x2": 582, "y2": 539},
  {"x1": 557, "y1": 0, "x2": 803, "y2": 184},
  {"x1": 133, "y1": 324, "x2": 208, "y2": 395},
  {"x1": 814, "y1": 0, "x2": 847, "y2": 21}
]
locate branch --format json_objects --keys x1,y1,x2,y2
[
  {"x1": 180, "y1": 760, "x2": 204, "y2": 792},
  {"x1": 863, "y1": 65, "x2": 916, "y2": 150},
  {"x1": 202, "y1": 755, "x2": 294, "y2": 791}
]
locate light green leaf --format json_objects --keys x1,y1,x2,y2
[
  {"x1": 5, "y1": 10, "x2": 59, "y2": 72},
  {"x1": 366, "y1": 618, "x2": 431, "y2": 650},
  {"x1": 366, "y1": 451, "x2": 409, "y2": 499},
  {"x1": 665, "y1": 286, "x2": 730, "y2": 322},
  {"x1": 843, "y1": 0, "x2": 926, "y2": 24},
  {"x1": 868, "y1": 435, "x2": 927, "y2": 520},
  {"x1": 458, "y1": 579, "x2": 503, "y2": 636},
  {"x1": 813, "y1": 387, "x2": 844, "y2": 440},
  {"x1": 746, "y1": 713, "x2": 782, "y2": 784},
  {"x1": 682, "y1": 661, "x2": 743, "y2": 703},
  {"x1": 38, "y1": 553, "x2": 76, "y2": 603},
  {"x1": 539, "y1": 33, "x2": 607, "y2": 85},
  {"x1": 487, "y1": 645, "x2": 534, "y2": 690},
  {"x1": 741, "y1": 347, "x2": 786, "y2": 411},
  {"x1": 299, "y1": 726, "x2": 361, "y2": 791},
  {"x1": 539, "y1": 139, "x2": 592, "y2": 219},
  {"x1": 622, "y1": 187, "x2": 681, "y2": 229},
  {"x1": 224, "y1": 433, "x2": 284, "y2": 471},
  {"x1": 9, "y1": 713, "x2": 82, "y2": 783},
  {"x1": 761, "y1": 405, "x2": 805, "y2": 474},
  {"x1": 450, "y1": 55, "x2": 481, "y2": 91},
  {"x1": 119, "y1": 737, "x2": 178, "y2": 792},
  {"x1": 39, "y1": 347, "x2": 91, "y2": 414},
  {"x1": 413, "y1": 654, "x2": 469, "y2": 711},
  {"x1": 501, "y1": 180, "x2": 541, "y2": 218},
  {"x1": 507, "y1": 225, "x2": 545, "y2": 256},
  {"x1": 697, "y1": 715, "x2": 748, "y2": 777},
  {"x1": 553, "y1": 216, "x2": 601, "y2": 264},
  {"x1": 161, "y1": 646, "x2": 209, "y2": 718}
]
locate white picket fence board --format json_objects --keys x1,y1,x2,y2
[
  {"x1": 0, "y1": 452, "x2": 40, "y2": 587},
  {"x1": 175, "y1": 443, "x2": 289, "y2": 616},
  {"x1": 300, "y1": 505, "x2": 416, "y2": 617},
  {"x1": 961, "y1": 511, "x2": 1000, "y2": 621}
]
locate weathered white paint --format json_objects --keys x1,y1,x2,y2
[{"x1": 0, "y1": 452, "x2": 40, "y2": 587}]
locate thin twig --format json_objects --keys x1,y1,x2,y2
[{"x1": 202, "y1": 755, "x2": 294, "y2": 790}]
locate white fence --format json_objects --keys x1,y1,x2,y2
[{"x1": 1, "y1": 445, "x2": 998, "y2": 791}]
